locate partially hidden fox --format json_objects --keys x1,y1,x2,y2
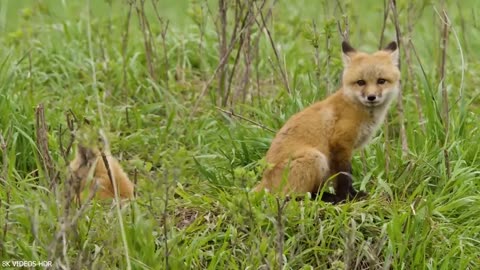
[
  {"x1": 68, "y1": 144, "x2": 134, "y2": 200},
  {"x1": 253, "y1": 41, "x2": 400, "y2": 203}
]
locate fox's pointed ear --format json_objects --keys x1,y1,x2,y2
[
  {"x1": 383, "y1": 41, "x2": 399, "y2": 66},
  {"x1": 342, "y1": 41, "x2": 356, "y2": 66}
]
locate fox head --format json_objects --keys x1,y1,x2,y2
[
  {"x1": 341, "y1": 41, "x2": 400, "y2": 108},
  {"x1": 69, "y1": 145, "x2": 100, "y2": 181}
]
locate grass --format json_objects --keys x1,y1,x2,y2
[{"x1": 0, "y1": 0, "x2": 479, "y2": 269}]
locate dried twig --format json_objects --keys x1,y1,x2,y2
[
  {"x1": 215, "y1": 106, "x2": 275, "y2": 133},
  {"x1": 35, "y1": 104, "x2": 59, "y2": 186}
]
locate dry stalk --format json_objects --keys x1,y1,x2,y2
[
  {"x1": 439, "y1": 8, "x2": 451, "y2": 179},
  {"x1": 0, "y1": 132, "x2": 9, "y2": 257},
  {"x1": 241, "y1": 10, "x2": 252, "y2": 104},
  {"x1": 190, "y1": 1, "x2": 267, "y2": 117},
  {"x1": 121, "y1": 1, "x2": 133, "y2": 95},
  {"x1": 378, "y1": 0, "x2": 390, "y2": 48},
  {"x1": 324, "y1": 22, "x2": 333, "y2": 94},
  {"x1": 335, "y1": 0, "x2": 350, "y2": 42},
  {"x1": 215, "y1": 106, "x2": 275, "y2": 133},
  {"x1": 251, "y1": 1, "x2": 274, "y2": 106},
  {"x1": 28, "y1": 49, "x2": 33, "y2": 93},
  {"x1": 275, "y1": 197, "x2": 288, "y2": 269},
  {"x1": 48, "y1": 182, "x2": 99, "y2": 268},
  {"x1": 223, "y1": 0, "x2": 252, "y2": 106},
  {"x1": 0, "y1": 132, "x2": 8, "y2": 184},
  {"x1": 405, "y1": 2, "x2": 426, "y2": 133},
  {"x1": 160, "y1": 20, "x2": 170, "y2": 91},
  {"x1": 133, "y1": 168, "x2": 138, "y2": 198},
  {"x1": 455, "y1": 2, "x2": 468, "y2": 55},
  {"x1": 408, "y1": 40, "x2": 430, "y2": 90},
  {"x1": 150, "y1": 0, "x2": 170, "y2": 92},
  {"x1": 125, "y1": 107, "x2": 131, "y2": 128},
  {"x1": 383, "y1": 116, "x2": 391, "y2": 178},
  {"x1": 344, "y1": 218, "x2": 357, "y2": 269},
  {"x1": 218, "y1": 0, "x2": 228, "y2": 105},
  {"x1": 312, "y1": 20, "x2": 322, "y2": 93},
  {"x1": 135, "y1": 0, "x2": 157, "y2": 81},
  {"x1": 161, "y1": 169, "x2": 176, "y2": 270},
  {"x1": 58, "y1": 110, "x2": 77, "y2": 165},
  {"x1": 390, "y1": 0, "x2": 410, "y2": 156},
  {"x1": 222, "y1": 0, "x2": 265, "y2": 106},
  {"x1": 98, "y1": 130, "x2": 131, "y2": 269},
  {"x1": 360, "y1": 150, "x2": 368, "y2": 176},
  {"x1": 255, "y1": 0, "x2": 291, "y2": 94},
  {"x1": 35, "y1": 104, "x2": 59, "y2": 187}
]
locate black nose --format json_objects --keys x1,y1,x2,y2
[{"x1": 367, "y1": 95, "x2": 376, "y2": 101}]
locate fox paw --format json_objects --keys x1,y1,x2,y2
[{"x1": 351, "y1": 190, "x2": 368, "y2": 201}]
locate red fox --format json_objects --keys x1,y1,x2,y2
[
  {"x1": 254, "y1": 41, "x2": 400, "y2": 203},
  {"x1": 69, "y1": 145, "x2": 134, "y2": 201}
]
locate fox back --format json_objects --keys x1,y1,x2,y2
[{"x1": 69, "y1": 145, "x2": 134, "y2": 200}]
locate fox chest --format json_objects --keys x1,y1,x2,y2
[{"x1": 354, "y1": 120, "x2": 382, "y2": 149}]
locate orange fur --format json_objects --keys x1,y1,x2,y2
[
  {"x1": 254, "y1": 41, "x2": 400, "y2": 202},
  {"x1": 69, "y1": 145, "x2": 134, "y2": 200}
]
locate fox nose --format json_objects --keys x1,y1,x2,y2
[{"x1": 367, "y1": 95, "x2": 377, "y2": 101}]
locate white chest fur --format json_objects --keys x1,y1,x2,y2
[{"x1": 354, "y1": 108, "x2": 389, "y2": 149}]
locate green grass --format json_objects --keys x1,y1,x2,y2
[{"x1": 0, "y1": 0, "x2": 479, "y2": 269}]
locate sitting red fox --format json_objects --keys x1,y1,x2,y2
[
  {"x1": 254, "y1": 41, "x2": 400, "y2": 203},
  {"x1": 69, "y1": 145, "x2": 134, "y2": 200}
]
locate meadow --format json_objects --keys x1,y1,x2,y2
[{"x1": 0, "y1": 0, "x2": 479, "y2": 269}]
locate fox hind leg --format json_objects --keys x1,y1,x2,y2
[{"x1": 257, "y1": 149, "x2": 330, "y2": 196}]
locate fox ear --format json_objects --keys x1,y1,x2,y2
[
  {"x1": 383, "y1": 41, "x2": 399, "y2": 66},
  {"x1": 342, "y1": 41, "x2": 356, "y2": 66}
]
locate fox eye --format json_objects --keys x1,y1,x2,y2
[
  {"x1": 356, "y1": 80, "x2": 366, "y2": 86},
  {"x1": 377, "y1": 78, "x2": 386, "y2": 85}
]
